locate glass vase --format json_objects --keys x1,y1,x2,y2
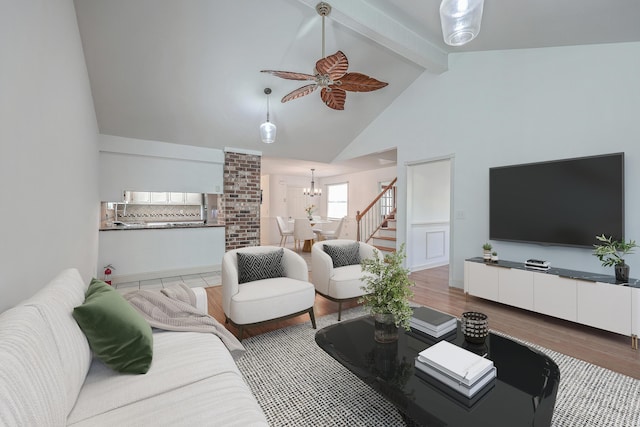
[{"x1": 373, "y1": 313, "x2": 399, "y2": 343}]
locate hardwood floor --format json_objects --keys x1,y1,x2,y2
[{"x1": 206, "y1": 264, "x2": 640, "y2": 380}]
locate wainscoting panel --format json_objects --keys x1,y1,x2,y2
[
  {"x1": 426, "y1": 230, "x2": 445, "y2": 259},
  {"x1": 409, "y1": 222, "x2": 449, "y2": 271}
]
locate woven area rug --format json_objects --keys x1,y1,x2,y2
[{"x1": 236, "y1": 307, "x2": 640, "y2": 426}]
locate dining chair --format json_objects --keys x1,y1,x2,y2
[
  {"x1": 293, "y1": 219, "x2": 316, "y2": 251},
  {"x1": 311, "y1": 215, "x2": 323, "y2": 235},
  {"x1": 276, "y1": 216, "x2": 294, "y2": 246},
  {"x1": 316, "y1": 216, "x2": 346, "y2": 241}
]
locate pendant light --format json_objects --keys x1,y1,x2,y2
[
  {"x1": 303, "y1": 168, "x2": 322, "y2": 197},
  {"x1": 260, "y1": 88, "x2": 276, "y2": 144},
  {"x1": 440, "y1": 0, "x2": 484, "y2": 46}
]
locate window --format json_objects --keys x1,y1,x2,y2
[
  {"x1": 379, "y1": 181, "x2": 394, "y2": 219},
  {"x1": 326, "y1": 182, "x2": 348, "y2": 219}
]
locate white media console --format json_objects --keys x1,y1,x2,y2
[{"x1": 464, "y1": 258, "x2": 640, "y2": 349}]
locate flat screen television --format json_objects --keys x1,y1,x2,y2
[{"x1": 489, "y1": 153, "x2": 624, "y2": 248}]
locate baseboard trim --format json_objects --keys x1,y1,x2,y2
[
  {"x1": 111, "y1": 264, "x2": 221, "y2": 285},
  {"x1": 410, "y1": 261, "x2": 448, "y2": 272}
]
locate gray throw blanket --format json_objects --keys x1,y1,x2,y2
[{"x1": 124, "y1": 284, "x2": 245, "y2": 360}]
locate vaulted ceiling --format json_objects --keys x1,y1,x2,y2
[{"x1": 74, "y1": 0, "x2": 640, "y2": 171}]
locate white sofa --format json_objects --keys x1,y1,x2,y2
[{"x1": 0, "y1": 268, "x2": 268, "y2": 426}]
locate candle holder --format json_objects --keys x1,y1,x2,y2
[{"x1": 461, "y1": 311, "x2": 489, "y2": 344}]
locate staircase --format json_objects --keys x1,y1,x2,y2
[
  {"x1": 356, "y1": 178, "x2": 397, "y2": 255},
  {"x1": 370, "y1": 211, "x2": 396, "y2": 255}
]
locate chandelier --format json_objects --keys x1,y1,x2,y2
[{"x1": 303, "y1": 169, "x2": 322, "y2": 197}]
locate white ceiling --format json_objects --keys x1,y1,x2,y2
[{"x1": 74, "y1": 0, "x2": 640, "y2": 176}]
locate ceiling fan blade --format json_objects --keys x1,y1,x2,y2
[
  {"x1": 315, "y1": 51, "x2": 348, "y2": 80},
  {"x1": 337, "y1": 72, "x2": 389, "y2": 92},
  {"x1": 320, "y1": 87, "x2": 346, "y2": 110},
  {"x1": 281, "y1": 84, "x2": 318, "y2": 103},
  {"x1": 260, "y1": 70, "x2": 317, "y2": 81}
]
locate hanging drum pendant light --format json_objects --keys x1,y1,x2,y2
[{"x1": 260, "y1": 88, "x2": 277, "y2": 144}]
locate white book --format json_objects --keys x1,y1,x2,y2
[
  {"x1": 417, "y1": 340, "x2": 494, "y2": 386},
  {"x1": 415, "y1": 359, "x2": 497, "y2": 398}
]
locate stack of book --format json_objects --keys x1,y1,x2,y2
[
  {"x1": 414, "y1": 340, "x2": 497, "y2": 400},
  {"x1": 410, "y1": 306, "x2": 457, "y2": 338}
]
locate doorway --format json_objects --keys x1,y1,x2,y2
[{"x1": 406, "y1": 156, "x2": 453, "y2": 272}]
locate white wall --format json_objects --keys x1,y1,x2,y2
[
  {"x1": 99, "y1": 134, "x2": 224, "y2": 201},
  {"x1": 338, "y1": 42, "x2": 640, "y2": 287},
  {"x1": 0, "y1": 0, "x2": 100, "y2": 311}
]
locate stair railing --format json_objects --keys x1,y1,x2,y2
[{"x1": 356, "y1": 177, "x2": 396, "y2": 243}]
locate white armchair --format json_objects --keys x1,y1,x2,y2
[
  {"x1": 311, "y1": 239, "x2": 381, "y2": 321},
  {"x1": 222, "y1": 246, "x2": 316, "y2": 339}
]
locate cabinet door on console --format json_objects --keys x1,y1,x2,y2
[
  {"x1": 466, "y1": 262, "x2": 499, "y2": 301},
  {"x1": 633, "y1": 288, "x2": 640, "y2": 338},
  {"x1": 499, "y1": 268, "x2": 534, "y2": 311},
  {"x1": 577, "y1": 281, "x2": 631, "y2": 336},
  {"x1": 534, "y1": 274, "x2": 577, "y2": 322}
]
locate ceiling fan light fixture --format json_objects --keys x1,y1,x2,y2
[
  {"x1": 440, "y1": 0, "x2": 484, "y2": 46},
  {"x1": 260, "y1": 88, "x2": 277, "y2": 144}
]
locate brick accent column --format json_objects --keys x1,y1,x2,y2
[{"x1": 223, "y1": 151, "x2": 261, "y2": 250}]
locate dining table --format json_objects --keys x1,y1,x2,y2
[{"x1": 289, "y1": 218, "x2": 332, "y2": 252}]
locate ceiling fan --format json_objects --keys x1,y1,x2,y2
[{"x1": 261, "y1": 2, "x2": 388, "y2": 111}]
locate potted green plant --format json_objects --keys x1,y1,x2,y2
[
  {"x1": 482, "y1": 242, "x2": 492, "y2": 261},
  {"x1": 360, "y1": 244, "x2": 414, "y2": 343},
  {"x1": 491, "y1": 251, "x2": 499, "y2": 262},
  {"x1": 593, "y1": 234, "x2": 638, "y2": 282}
]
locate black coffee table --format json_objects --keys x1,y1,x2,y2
[{"x1": 315, "y1": 315, "x2": 559, "y2": 427}]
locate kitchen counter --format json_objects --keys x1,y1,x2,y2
[
  {"x1": 99, "y1": 221, "x2": 224, "y2": 231},
  {"x1": 98, "y1": 223, "x2": 225, "y2": 282}
]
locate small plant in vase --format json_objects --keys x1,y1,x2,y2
[
  {"x1": 360, "y1": 244, "x2": 414, "y2": 343},
  {"x1": 593, "y1": 234, "x2": 638, "y2": 282},
  {"x1": 304, "y1": 204, "x2": 316, "y2": 220},
  {"x1": 482, "y1": 243, "x2": 492, "y2": 261},
  {"x1": 491, "y1": 251, "x2": 499, "y2": 262}
]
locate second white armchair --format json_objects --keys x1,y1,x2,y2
[{"x1": 311, "y1": 239, "x2": 381, "y2": 321}]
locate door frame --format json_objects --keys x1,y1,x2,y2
[{"x1": 405, "y1": 154, "x2": 455, "y2": 283}]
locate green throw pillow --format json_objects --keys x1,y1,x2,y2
[{"x1": 73, "y1": 278, "x2": 153, "y2": 374}]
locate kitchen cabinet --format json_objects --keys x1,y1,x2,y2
[
  {"x1": 169, "y1": 192, "x2": 185, "y2": 204},
  {"x1": 185, "y1": 192, "x2": 203, "y2": 205},
  {"x1": 130, "y1": 191, "x2": 150, "y2": 203},
  {"x1": 123, "y1": 191, "x2": 203, "y2": 205},
  {"x1": 150, "y1": 192, "x2": 168, "y2": 203}
]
